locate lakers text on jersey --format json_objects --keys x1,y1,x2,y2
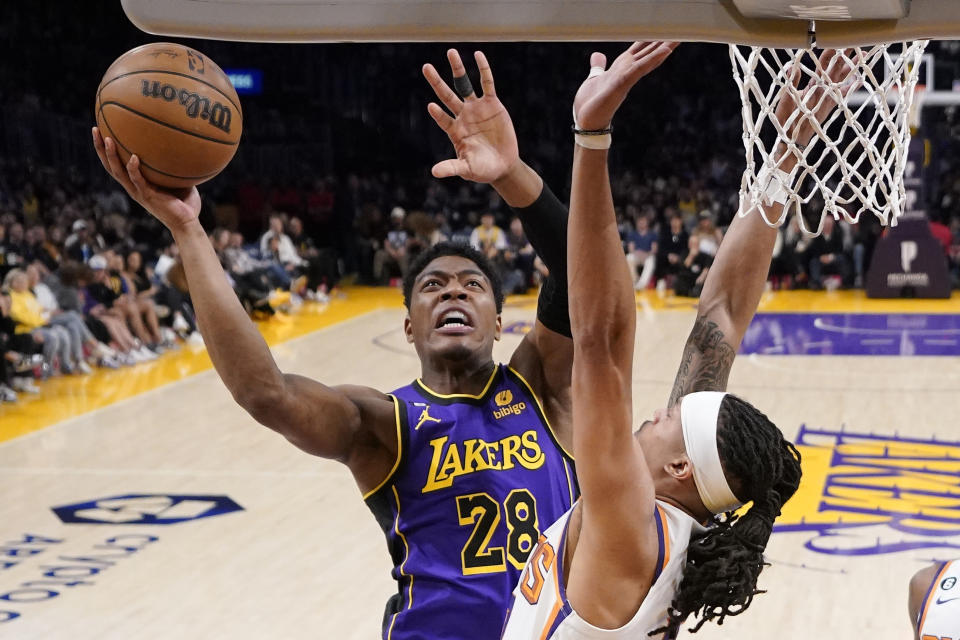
[{"x1": 364, "y1": 364, "x2": 578, "y2": 640}]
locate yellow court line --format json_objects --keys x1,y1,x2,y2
[
  {"x1": 753, "y1": 289, "x2": 960, "y2": 314},
  {"x1": 2, "y1": 286, "x2": 957, "y2": 443},
  {"x1": 508, "y1": 289, "x2": 960, "y2": 314},
  {"x1": 0, "y1": 287, "x2": 405, "y2": 444}
]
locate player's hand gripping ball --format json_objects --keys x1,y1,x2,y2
[{"x1": 95, "y1": 42, "x2": 243, "y2": 188}]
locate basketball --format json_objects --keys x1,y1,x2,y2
[{"x1": 94, "y1": 43, "x2": 242, "y2": 189}]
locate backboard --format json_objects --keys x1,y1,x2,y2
[{"x1": 120, "y1": 0, "x2": 960, "y2": 47}]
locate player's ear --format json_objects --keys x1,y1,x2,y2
[
  {"x1": 494, "y1": 314, "x2": 502, "y2": 341},
  {"x1": 404, "y1": 315, "x2": 414, "y2": 344},
  {"x1": 665, "y1": 453, "x2": 693, "y2": 482}
]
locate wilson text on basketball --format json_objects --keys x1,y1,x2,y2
[{"x1": 140, "y1": 81, "x2": 233, "y2": 134}]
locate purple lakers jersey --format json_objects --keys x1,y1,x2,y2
[{"x1": 365, "y1": 364, "x2": 578, "y2": 640}]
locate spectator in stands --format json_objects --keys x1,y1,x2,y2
[
  {"x1": 84, "y1": 255, "x2": 154, "y2": 363},
  {"x1": 808, "y1": 215, "x2": 852, "y2": 289},
  {"x1": 153, "y1": 241, "x2": 179, "y2": 286},
  {"x1": 0, "y1": 288, "x2": 42, "y2": 394},
  {"x1": 260, "y1": 213, "x2": 312, "y2": 295},
  {"x1": 625, "y1": 215, "x2": 659, "y2": 290},
  {"x1": 352, "y1": 203, "x2": 384, "y2": 284},
  {"x1": 656, "y1": 213, "x2": 689, "y2": 288},
  {"x1": 470, "y1": 212, "x2": 507, "y2": 261},
  {"x1": 373, "y1": 206, "x2": 411, "y2": 284},
  {"x1": 223, "y1": 231, "x2": 283, "y2": 288},
  {"x1": 26, "y1": 263, "x2": 102, "y2": 373},
  {"x1": 25, "y1": 224, "x2": 60, "y2": 271},
  {"x1": 4, "y1": 267, "x2": 77, "y2": 374},
  {"x1": 124, "y1": 251, "x2": 154, "y2": 301},
  {"x1": 0, "y1": 291, "x2": 21, "y2": 401},
  {"x1": 121, "y1": 251, "x2": 169, "y2": 350},
  {"x1": 64, "y1": 220, "x2": 103, "y2": 263},
  {"x1": 45, "y1": 260, "x2": 121, "y2": 368},
  {"x1": 507, "y1": 216, "x2": 540, "y2": 287},
  {"x1": 146, "y1": 244, "x2": 198, "y2": 339},
  {"x1": 215, "y1": 231, "x2": 276, "y2": 317},
  {"x1": 288, "y1": 215, "x2": 339, "y2": 297},
  {"x1": 692, "y1": 211, "x2": 724, "y2": 258},
  {"x1": 259, "y1": 213, "x2": 303, "y2": 270},
  {"x1": 500, "y1": 216, "x2": 537, "y2": 295},
  {"x1": 105, "y1": 251, "x2": 162, "y2": 350},
  {"x1": 674, "y1": 233, "x2": 714, "y2": 298}
]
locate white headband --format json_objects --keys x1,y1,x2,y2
[{"x1": 680, "y1": 391, "x2": 743, "y2": 515}]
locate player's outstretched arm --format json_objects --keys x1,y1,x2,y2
[
  {"x1": 423, "y1": 49, "x2": 574, "y2": 435},
  {"x1": 564, "y1": 42, "x2": 678, "y2": 628},
  {"x1": 668, "y1": 49, "x2": 858, "y2": 406},
  {"x1": 91, "y1": 129, "x2": 396, "y2": 490}
]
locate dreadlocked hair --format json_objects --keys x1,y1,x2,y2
[{"x1": 652, "y1": 394, "x2": 802, "y2": 637}]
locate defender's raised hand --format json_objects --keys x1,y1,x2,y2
[
  {"x1": 774, "y1": 49, "x2": 860, "y2": 149},
  {"x1": 572, "y1": 41, "x2": 677, "y2": 133},
  {"x1": 92, "y1": 127, "x2": 201, "y2": 233},
  {"x1": 422, "y1": 49, "x2": 520, "y2": 182}
]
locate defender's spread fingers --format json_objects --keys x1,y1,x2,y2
[
  {"x1": 446, "y1": 48, "x2": 468, "y2": 77},
  {"x1": 427, "y1": 102, "x2": 456, "y2": 132},
  {"x1": 431, "y1": 158, "x2": 469, "y2": 179},
  {"x1": 475, "y1": 51, "x2": 496, "y2": 97},
  {"x1": 447, "y1": 48, "x2": 475, "y2": 99},
  {"x1": 423, "y1": 63, "x2": 463, "y2": 115}
]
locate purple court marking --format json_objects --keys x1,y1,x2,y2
[{"x1": 741, "y1": 313, "x2": 960, "y2": 356}]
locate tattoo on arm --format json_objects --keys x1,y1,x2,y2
[{"x1": 668, "y1": 316, "x2": 736, "y2": 407}]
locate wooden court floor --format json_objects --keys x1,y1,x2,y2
[{"x1": 2, "y1": 287, "x2": 960, "y2": 639}]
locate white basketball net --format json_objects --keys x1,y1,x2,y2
[{"x1": 730, "y1": 42, "x2": 929, "y2": 235}]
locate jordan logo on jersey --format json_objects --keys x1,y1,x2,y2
[
  {"x1": 421, "y1": 431, "x2": 546, "y2": 493},
  {"x1": 413, "y1": 404, "x2": 442, "y2": 430}
]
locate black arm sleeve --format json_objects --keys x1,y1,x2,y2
[{"x1": 510, "y1": 182, "x2": 571, "y2": 338}]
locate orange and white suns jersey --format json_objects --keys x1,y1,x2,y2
[
  {"x1": 918, "y1": 560, "x2": 960, "y2": 640},
  {"x1": 500, "y1": 499, "x2": 706, "y2": 640}
]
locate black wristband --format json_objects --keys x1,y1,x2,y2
[{"x1": 571, "y1": 124, "x2": 613, "y2": 136}]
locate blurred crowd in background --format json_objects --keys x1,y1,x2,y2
[{"x1": 2, "y1": 1, "x2": 960, "y2": 404}]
